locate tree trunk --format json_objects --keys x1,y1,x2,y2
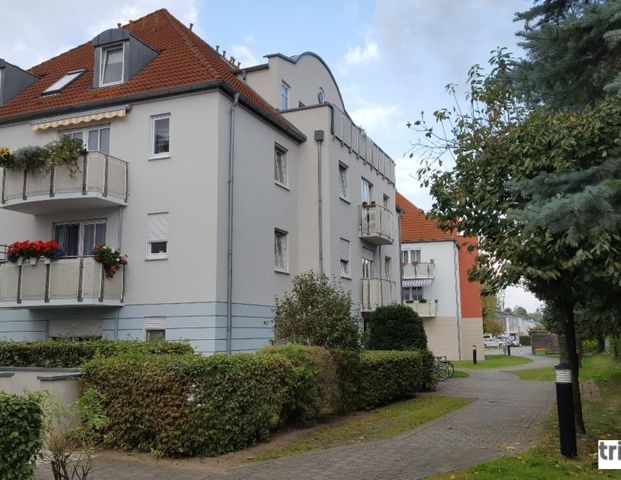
[{"x1": 559, "y1": 301, "x2": 586, "y2": 434}]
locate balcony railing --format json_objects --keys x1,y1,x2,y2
[
  {"x1": 361, "y1": 278, "x2": 396, "y2": 312},
  {"x1": 404, "y1": 300, "x2": 437, "y2": 318},
  {"x1": 0, "y1": 257, "x2": 124, "y2": 308},
  {"x1": 359, "y1": 204, "x2": 394, "y2": 245},
  {"x1": 1, "y1": 152, "x2": 128, "y2": 214},
  {"x1": 402, "y1": 262, "x2": 436, "y2": 280}
]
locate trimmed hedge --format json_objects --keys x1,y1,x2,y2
[
  {"x1": 366, "y1": 305, "x2": 427, "y2": 350},
  {"x1": 83, "y1": 353, "x2": 294, "y2": 457},
  {"x1": 0, "y1": 392, "x2": 44, "y2": 480},
  {"x1": 0, "y1": 340, "x2": 194, "y2": 368}
]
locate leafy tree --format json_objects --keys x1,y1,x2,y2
[
  {"x1": 366, "y1": 305, "x2": 427, "y2": 350},
  {"x1": 410, "y1": 49, "x2": 621, "y2": 433},
  {"x1": 482, "y1": 295, "x2": 504, "y2": 335},
  {"x1": 512, "y1": 306, "x2": 529, "y2": 318},
  {"x1": 272, "y1": 271, "x2": 360, "y2": 350},
  {"x1": 514, "y1": 0, "x2": 621, "y2": 108}
]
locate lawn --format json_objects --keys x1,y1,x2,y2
[
  {"x1": 452, "y1": 354, "x2": 532, "y2": 369},
  {"x1": 452, "y1": 370, "x2": 469, "y2": 378},
  {"x1": 432, "y1": 353, "x2": 621, "y2": 480},
  {"x1": 252, "y1": 395, "x2": 471, "y2": 461}
]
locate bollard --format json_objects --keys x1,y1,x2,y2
[
  {"x1": 555, "y1": 363, "x2": 577, "y2": 457},
  {"x1": 507, "y1": 343, "x2": 511, "y2": 356},
  {"x1": 472, "y1": 344, "x2": 477, "y2": 365}
]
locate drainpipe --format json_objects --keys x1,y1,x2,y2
[
  {"x1": 115, "y1": 205, "x2": 123, "y2": 340},
  {"x1": 453, "y1": 240, "x2": 462, "y2": 359},
  {"x1": 226, "y1": 92, "x2": 240, "y2": 354},
  {"x1": 396, "y1": 205, "x2": 404, "y2": 303},
  {"x1": 314, "y1": 130, "x2": 325, "y2": 273}
]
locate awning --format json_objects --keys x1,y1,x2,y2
[
  {"x1": 402, "y1": 278, "x2": 434, "y2": 287},
  {"x1": 31, "y1": 106, "x2": 130, "y2": 131}
]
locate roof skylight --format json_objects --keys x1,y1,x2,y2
[{"x1": 42, "y1": 69, "x2": 85, "y2": 95}]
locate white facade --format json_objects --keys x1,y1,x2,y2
[{"x1": 0, "y1": 38, "x2": 399, "y2": 352}]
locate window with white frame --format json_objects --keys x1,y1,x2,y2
[
  {"x1": 274, "y1": 229, "x2": 288, "y2": 272},
  {"x1": 383, "y1": 195, "x2": 389, "y2": 209},
  {"x1": 147, "y1": 212, "x2": 169, "y2": 259},
  {"x1": 401, "y1": 249, "x2": 421, "y2": 264},
  {"x1": 362, "y1": 257, "x2": 373, "y2": 279},
  {"x1": 338, "y1": 163, "x2": 348, "y2": 199},
  {"x1": 274, "y1": 144, "x2": 287, "y2": 186},
  {"x1": 280, "y1": 81, "x2": 289, "y2": 110},
  {"x1": 145, "y1": 316, "x2": 166, "y2": 342},
  {"x1": 64, "y1": 125, "x2": 110, "y2": 154},
  {"x1": 403, "y1": 286, "x2": 424, "y2": 302},
  {"x1": 151, "y1": 114, "x2": 170, "y2": 157},
  {"x1": 361, "y1": 178, "x2": 372, "y2": 204},
  {"x1": 385, "y1": 256, "x2": 392, "y2": 278},
  {"x1": 100, "y1": 45, "x2": 124, "y2": 86},
  {"x1": 54, "y1": 220, "x2": 106, "y2": 257},
  {"x1": 340, "y1": 238, "x2": 351, "y2": 278}
]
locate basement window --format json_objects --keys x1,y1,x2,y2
[{"x1": 42, "y1": 70, "x2": 85, "y2": 95}]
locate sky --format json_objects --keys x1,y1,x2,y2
[{"x1": 0, "y1": 0, "x2": 542, "y2": 312}]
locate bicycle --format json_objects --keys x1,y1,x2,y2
[{"x1": 433, "y1": 355, "x2": 455, "y2": 381}]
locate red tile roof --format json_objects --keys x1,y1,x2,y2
[
  {"x1": 0, "y1": 9, "x2": 304, "y2": 141},
  {"x1": 396, "y1": 191, "x2": 457, "y2": 242}
]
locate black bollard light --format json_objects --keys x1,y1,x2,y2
[
  {"x1": 555, "y1": 363, "x2": 577, "y2": 457},
  {"x1": 472, "y1": 344, "x2": 477, "y2": 365}
]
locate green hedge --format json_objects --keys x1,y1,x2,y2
[
  {"x1": 0, "y1": 340, "x2": 194, "y2": 368},
  {"x1": 520, "y1": 335, "x2": 531, "y2": 346},
  {"x1": 0, "y1": 392, "x2": 44, "y2": 480},
  {"x1": 611, "y1": 338, "x2": 621, "y2": 360},
  {"x1": 366, "y1": 305, "x2": 427, "y2": 350},
  {"x1": 82, "y1": 353, "x2": 294, "y2": 457}
]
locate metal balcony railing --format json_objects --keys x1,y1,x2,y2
[
  {"x1": 359, "y1": 204, "x2": 394, "y2": 245},
  {"x1": 402, "y1": 262, "x2": 436, "y2": 279}
]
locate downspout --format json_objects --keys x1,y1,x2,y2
[
  {"x1": 453, "y1": 241, "x2": 462, "y2": 359},
  {"x1": 396, "y1": 206, "x2": 404, "y2": 303},
  {"x1": 314, "y1": 130, "x2": 325, "y2": 273},
  {"x1": 115, "y1": 205, "x2": 123, "y2": 340},
  {"x1": 226, "y1": 92, "x2": 240, "y2": 354}
]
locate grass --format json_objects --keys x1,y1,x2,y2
[
  {"x1": 452, "y1": 370, "x2": 469, "y2": 378},
  {"x1": 252, "y1": 395, "x2": 471, "y2": 461},
  {"x1": 452, "y1": 354, "x2": 532, "y2": 369},
  {"x1": 432, "y1": 353, "x2": 621, "y2": 480},
  {"x1": 513, "y1": 353, "x2": 621, "y2": 382}
]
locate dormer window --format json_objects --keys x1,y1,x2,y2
[{"x1": 101, "y1": 45, "x2": 124, "y2": 86}]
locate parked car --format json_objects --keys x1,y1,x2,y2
[{"x1": 483, "y1": 335, "x2": 502, "y2": 348}]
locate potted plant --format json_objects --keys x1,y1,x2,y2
[
  {"x1": 93, "y1": 245, "x2": 127, "y2": 278},
  {"x1": 418, "y1": 298, "x2": 428, "y2": 304},
  {"x1": 0, "y1": 147, "x2": 15, "y2": 170},
  {"x1": 12, "y1": 145, "x2": 49, "y2": 172},
  {"x1": 6, "y1": 240, "x2": 59, "y2": 265},
  {"x1": 48, "y1": 135, "x2": 87, "y2": 176}
]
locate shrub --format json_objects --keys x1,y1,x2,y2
[
  {"x1": 0, "y1": 340, "x2": 194, "y2": 368},
  {"x1": 82, "y1": 353, "x2": 295, "y2": 457},
  {"x1": 12, "y1": 145, "x2": 49, "y2": 172},
  {"x1": 366, "y1": 304, "x2": 427, "y2": 350},
  {"x1": 519, "y1": 335, "x2": 531, "y2": 346},
  {"x1": 272, "y1": 271, "x2": 360, "y2": 350},
  {"x1": 0, "y1": 392, "x2": 44, "y2": 480},
  {"x1": 611, "y1": 338, "x2": 621, "y2": 360},
  {"x1": 352, "y1": 350, "x2": 436, "y2": 410},
  {"x1": 261, "y1": 344, "x2": 341, "y2": 420}
]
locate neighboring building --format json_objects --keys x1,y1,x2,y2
[
  {"x1": 0, "y1": 9, "x2": 399, "y2": 353},
  {"x1": 495, "y1": 310, "x2": 539, "y2": 336},
  {"x1": 396, "y1": 192, "x2": 484, "y2": 360}
]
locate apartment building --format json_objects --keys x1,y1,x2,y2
[
  {"x1": 0, "y1": 9, "x2": 399, "y2": 354},
  {"x1": 396, "y1": 192, "x2": 484, "y2": 360}
]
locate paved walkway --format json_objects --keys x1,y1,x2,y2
[{"x1": 36, "y1": 348, "x2": 556, "y2": 480}]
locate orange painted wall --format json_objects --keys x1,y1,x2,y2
[{"x1": 457, "y1": 236, "x2": 482, "y2": 318}]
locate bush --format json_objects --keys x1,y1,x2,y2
[
  {"x1": 611, "y1": 338, "x2": 621, "y2": 360},
  {"x1": 0, "y1": 340, "x2": 194, "y2": 368},
  {"x1": 82, "y1": 353, "x2": 294, "y2": 457},
  {"x1": 519, "y1": 335, "x2": 531, "y2": 346},
  {"x1": 272, "y1": 271, "x2": 360, "y2": 350},
  {"x1": 352, "y1": 350, "x2": 436, "y2": 410},
  {"x1": 366, "y1": 305, "x2": 427, "y2": 350},
  {"x1": 261, "y1": 344, "x2": 341, "y2": 421},
  {"x1": 0, "y1": 392, "x2": 44, "y2": 480}
]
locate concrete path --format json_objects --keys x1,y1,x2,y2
[{"x1": 36, "y1": 348, "x2": 556, "y2": 480}]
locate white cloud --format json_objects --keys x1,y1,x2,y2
[
  {"x1": 343, "y1": 35, "x2": 380, "y2": 67},
  {"x1": 0, "y1": 0, "x2": 201, "y2": 68},
  {"x1": 349, "y1": 104, "x2": 400, "y2": 133},
  {"x1": 230, "y1": 44, "x2": 260, "y2": 68}
]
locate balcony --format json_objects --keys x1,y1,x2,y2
[
  {"x1": 359, "y1": 204, "x2": 393, "y2": 245},
  {"x1": 0, "y1": 257, "x2": 124, "y2": 308},
  {"x1": 404, "y1": 300, "x2": 437, "y2": 318},
  {"x1": 402, "y1": 262, "x2": 436, "y2": 289},
  {"x1": 361, "y1": 278, "x2": 396, "y2": 312},
  {"x1": 1, "y1": 152, "x2": 128, "y2": 215}
]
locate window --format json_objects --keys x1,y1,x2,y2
[
  {"x1": 338, "y1": 163, "x2": 348, "y2": 199},
  {"x1": 340, "y1": 238, "x2": 351, "y2": 278},
  {"x1": 147, "y1": 213, "x2": 169, "y2": 259},
  {"x1": 274, "y1": 144, "x2": 287, "y2": 186},
  {"x1": 280, "y1": 81, "x2": 289, "y2": 110},
  {"x1": 385, "y1": 256, "x2": 392, "y2": 278},
  {"x1": 274, "y1": 229, "x2": 288, "y2": 272},
  {"x1": 151, "y1": 114, "x2": 170, "y2": 157},
  {"x1": 403, "y1": 286, "x2": 424, "y2": 302},
  {"x1": 100, "y1": 45, "x2": 124, "y2": 86},
  {"x1": 145, "y1": 317, "x2": 166, "y2": 342},
  {"x1": 43, "y1": 70, "x2": 85, "y2": 95},
  {"x1": 317, "y1": 87, "x2": 325, "y2": 104},
  {"x1": 361, "y1": 178, "x2": 372, "y2": 204},
  {"x1": 362, "y1": 258, "x2": 373, "y2": 279},
  {"x1": 401, "y1": 249, "x2": 421, "y2": 264},
  {"x1": 54, "y1": 221, "x2": 106, "y2": 257},
  {"x1": 63, "y1": 126, "x2": 110, "y2": 154},
  {"x1": 383, "y1": 195, "x2": 389, "y2": 209}
]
